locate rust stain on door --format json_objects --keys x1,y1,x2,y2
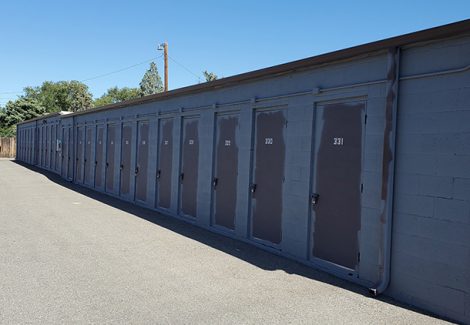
[{"x1": 312, "y1": 101, "x2": 364, "y2": 270}]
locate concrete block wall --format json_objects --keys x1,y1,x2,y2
[{"x1": 388, "y1": 34, "x2": 470, "y2": 324}]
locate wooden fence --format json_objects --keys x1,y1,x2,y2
[{"x1": 0, "y1": 137, "x2": 16, "y2": 158}]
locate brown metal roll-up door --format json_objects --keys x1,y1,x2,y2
[
  {"x1": 212, "y1": 114, "x2": 239, "y2": 230},
  {"x1": 135, "y1": 121, "x2": 149, "y2": 203},
  {"x1": 156, "y1": 118, "x2": 173, "y2": 209},
  {"x1": 251, "y1": 109, "x2": 286, "y2": 245},
  {"x1": 106, "y1": 124, "x2": 116, "y2": 193},
  {"x1": 120, "y1": 123, "x2": 133, "y2": 196},
  {"x1": 311, "y1": 101, "x2": 364, "y2": 270},
  {"x1": 179, "y1": 117, "x2": 199, "y2": 218},
  {"x1": 84, "y1": 126, "x2": 94, "y2": 186},
  {"x1": 95, "y1": 126, "x2": 105, "y2": 189},
  {"x1": 76, "y1": 126, "x2": 84, "y2": 183}
]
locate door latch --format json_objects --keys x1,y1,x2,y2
[
  {"x1": 180, "y1": 172, "x2": 184, "y2": 182},
  {"x1": 156, "y1": 169, "x2": 161, "y2": 180},
  {"x1": 250, "y1": 183, "x2": 257, "y2": 194},
  {"x1": 212, "y1": 177, "x2": 218, "y2": 189},
  {"x1": 135, "y1": 166, "x2": 139, "y2": 175},
  {"x1": 311, "y1": 193, "x2": 320, "y2": 206},
  {"x1": 120, "y1": 164, "x2": 124, "y2": 170}
]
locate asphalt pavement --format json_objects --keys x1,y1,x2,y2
[{"x1": 0, "y1": 159, "x2": 451, "y2": 324}]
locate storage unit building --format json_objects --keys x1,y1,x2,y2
[{"x1": 16, "y1": 20, "x2": 470, "y2": 323}]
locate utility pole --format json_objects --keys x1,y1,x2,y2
[
  {"x1": 158, "y1": 42, "x2": 168, "y2": 92},
  {"x1": 163, "y1": 42, "x2": 168, "y2": 92}
]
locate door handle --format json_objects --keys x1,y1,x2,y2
[
  {"x1": 156, "y1": 169, "x2": 161, "y2": 180},
  {"x1": 120, "y1": 164, "x2": 124, "y2": 170},
  {"x1": 311, "y1": 193, "x2": 320, "y2": 206},
  {"x1": 180, "y1": 172, "x2": 184, "y2": 182},
  {"x1": 106, "y1": 162, "x2": 109, "y2": 167},
  {"x1": 135, "y1": 166, "x2": 139, "y2": 175},
  {"x1": 250, "y1": 183, "x2": 257, "y2": 194},
  {"x1": 212, "y1": 177, "x2": 218, "y2": 189},
  {"x1": 95, "y1": 161, "x2": 98, "y2": 165}
]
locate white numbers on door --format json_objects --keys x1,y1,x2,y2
[
  {"x1": 333, "y1": 137, "x2": 344, "y2": 146},
  {"x1": 224, "y1": 140, "x2": 231, "y2": 146},
  {"x1": 265, "y1": 137, "x2": 273, "y2": 145}
]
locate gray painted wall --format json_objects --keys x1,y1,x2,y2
[
  {"x1": 388, "y1": 34, "x2": 470, "y2": 323},
  {"x1": 16, "y1": 32, "x2": 470, "y2": 323}
]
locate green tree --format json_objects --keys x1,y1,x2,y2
[
  {"x1": 0, "y1": 98, "x2": 46, "y2": 136},
  {"x1": 24, "y1": 80, "x2": 93, "y2": 112},
  {"x1": 94, "y1": 86, "x2": 140, "y2": 107},
  {"x1": 139, "y1": 62, "x2": 163, "y2": 96},
  {"x1": 203, "y1": 70, "x2": 218, "y2": 82}
]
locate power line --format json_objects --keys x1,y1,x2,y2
[
  {"x1": 167, "y1": 54, "x2": 202, "y2": 82},
  {"x1": 80, "y1": 55, "x2": 163, "y2": 82},
  {"x1": 0, "y1": 55, "x2": 164, "y2": 95}
]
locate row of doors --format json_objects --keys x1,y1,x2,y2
[
  {"x1": 60, "y1": 100, "x2": 363, "y2": 271},
  {"x1": 35, "y1": 124, "x2": 60, "y2": 172}
]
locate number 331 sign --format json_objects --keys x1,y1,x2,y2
[{"x1": 333, "y1": 137, "x2": 344, "y2": 146}]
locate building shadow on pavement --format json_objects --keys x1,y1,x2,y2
[{"x1": 13, "y1": 160, "x2": 449, "y2": 323}]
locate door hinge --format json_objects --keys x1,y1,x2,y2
[
  {"x1": 357, "y1": 252, "x2": 361, "y2": 263},
  {"x1": 360, "y1": 183, "x2": 364, "y2": 193},
  {"x1": 364, "y1": 114, "x2": 368, "y2": 124}
]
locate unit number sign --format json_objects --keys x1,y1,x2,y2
[
  {"x1": 333, "y1": 137, "x2": 344, "y2": 146},
  {"x1": 265, "y1": 137, "x2": 273, "y2": 145}
]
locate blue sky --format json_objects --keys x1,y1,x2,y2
[{"x1": 1, "y1": 1, "x2": 469, "y2": 105}]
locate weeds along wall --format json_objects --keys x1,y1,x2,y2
[{"x1": 16, "y1": 23, "x2": 470, "y2": 323}]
